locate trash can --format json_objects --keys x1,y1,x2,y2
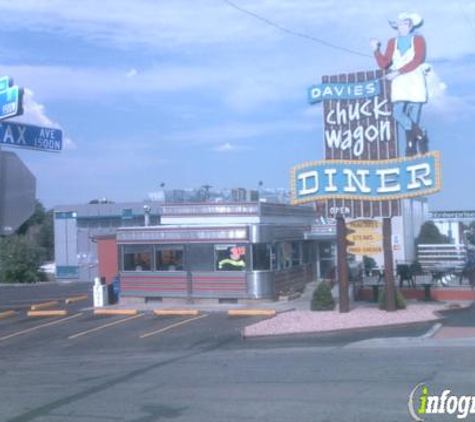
[{"x1": 112, "y1": 275, "x2": 121, "y2": 303}]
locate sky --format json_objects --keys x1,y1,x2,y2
[{"x1": 1, "y1": 0, "x2": 475, "y2": 210}]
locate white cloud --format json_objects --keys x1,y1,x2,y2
[
  {"x1": 212, "y1": 142, "x2": 253, "y2": 152},
  {"x1": 0, "y1": 1, "x2": 473, "y2": 60},
  {"x1": 166, "y1": 120, "x2": 314, "y2": 146},
  {"x1": 1, "y1": 64, "x2": 227, "y2": 101},
  {"x1": 126, "y1": 68, "x2": 138, "y2": 78},
  {"x1": 9, "y1": 89, "x2": 77, "y2": 150},
  {"x1": 3, "y1": 2, "x2": 475, "y2": 114}
]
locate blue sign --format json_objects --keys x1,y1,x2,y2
[
  {"x1": 0, "y1": 121, "x2": 62, "y2": 153},
  {"x1": 291, "y1": 152, "x2": 441, "y2": 204},
  {"x1": 0, "y1": 76, "x2": 11, "y2": 92},
  {"x1": 0, "y1": 76, "x2": 22, "y2": 120},
  {"x1": 308, "y1": 80, "x2": 381, "y2": 104}
]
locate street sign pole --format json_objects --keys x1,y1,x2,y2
[{"x1": 336, "y1": 213, "x2": 350, "y2": 313}]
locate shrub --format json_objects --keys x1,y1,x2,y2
[
  {"x1": 378, "y1": 288, "x2": 407, "y2": 310},
  {"x1": 311, "y1": 282, "x2": 336, "y2": 311}
]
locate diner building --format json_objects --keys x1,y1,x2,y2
[{"x1": 54, "y1": 198, "x2": 428, "y2": 302}]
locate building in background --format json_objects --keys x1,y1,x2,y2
[
  {"x1": 54, "y1": 196, "x2": 429, "y2": 287},
  {"x1": 147, "y1": 187, "x2": 291, "y2": 204},
  {"x1": 430, "y1": 210, "x2": 475, "y2": 244},
  {"x1": 54, "y1": 202, "x2": 160, "y2": 282}
]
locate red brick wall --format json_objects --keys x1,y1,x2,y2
[{"x1": 98, "y1": 238, "x2": 118, "y2": 285}]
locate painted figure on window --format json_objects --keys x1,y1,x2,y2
[
  {"x1": 218, "y1": 246, "x2": 246, "y2": 271},
  {"x1": 370, "y1": 12, "x2": 429, "y2": 156}
]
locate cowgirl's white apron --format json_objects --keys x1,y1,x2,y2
[{"x1": 391, "y1": 36, "x2": 428, "y2": 103}]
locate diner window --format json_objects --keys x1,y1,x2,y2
[
  {"x1": 216, "y1": 245, "x2": 247, "y2": 271},
  {"x1": 291, "y1": 241, "x2": 301, "y2": 266},
  {"x1": 302, "y1": 242, "x2": 312, "y2": 265},
  {"x1": 319, "y1": 242, "x2": 336, "y2": 280},
  {"x1": 185, "y1": 244, "x2": 215, "y2": 271},
  {"x1": 278, "y1": 242, "x2": 292, "y2": 270},
  {"x1": 123, "y1": 245, "x2": 152, "y2": 271},
  {"x1": 252, "y1": 243, "x2": 272, "y2": 271},
  {"x1": 155, "y1": 246, "x2": 184, "y2": 271}
]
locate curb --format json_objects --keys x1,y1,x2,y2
[
  {"x1": 0, "y1": 310, "x2": 16, "y2": 319},
  {"x1": 31, "y1": 301, "x2": 59, "y2": 310},
  {"x1": 154, "y1": 309, "x2": 200, "y2": 316},
  {"x1": 420, "y1": 322, "x2": 443, "y2": 338},
  {"x1": 93, "y1": 309, "x2": 138, "y2": 316},
  {"x1": 436, "y1": 301, "x2": 475, "y2": 315},
  {"x1": 27, "y1": 310, "x2": 68, "y2": 317},
  {"x1": 65, "y1": 295, "x2": 89, "y2": 304},
  {"x1": 241, "y1": 318, "x2": 441, "y2": 339},
  {"x1": 228, "y1": 309, "x2": 276, "y2": 317}
]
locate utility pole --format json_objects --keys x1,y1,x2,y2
[
  {"x1": 383, "y1": 217, "x2": 396, "y2": 312},
  {"x1": 201, "y1": 184, "x2": 212, "y2": 202}
]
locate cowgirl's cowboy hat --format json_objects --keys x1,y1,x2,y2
[{"x1": 389, "y1": 12, "x2": 423, "y2": 29}]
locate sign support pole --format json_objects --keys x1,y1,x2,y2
[
  {"x1": 336, "y1": 213, "x2": 350, "y2": 313},
  {"x1": 383, "y1": 217, "x2": 397, "y2": 312}
]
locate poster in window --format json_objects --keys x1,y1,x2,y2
[{"x1": 216, "y1": 245, "x2": 246, "y2": 271}]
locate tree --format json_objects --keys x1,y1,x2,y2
[
  {"x1": 462, "y1": 221, "x2": 475, "y2": 245},
  {"x1": 0, "y1": 199, "x2": 53, "y2": 283},
  {"x1": 0, "y1": 235, "x2": 45, "y2": 283},
  {"x1": 416, "y1": 221, "x2": 450, "y2": 245},
  {"x1": 16, "y1": 200, "x2": 46, "y2": 235},
  {"x1": 363, "y1": 255, "x2": 377, "y2": 276}
]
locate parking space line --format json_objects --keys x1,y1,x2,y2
[
  {"x1": 140, "y1": 314, "x2": 209, "y2": 339},
  {"x1": 0, "y1": 313, "x2": 84, "y2": 341},
  {"x1": 93, "y1": 309, "x2": 137, "y2": 316},
  {"x1": 68, "y1": 314, "x2": 145, "y2": 340},
  {"x1": 0, "y1": 310, "x2": 16, "y2": 320},
  {"x1": 154, "y1": 309, "x2": 200, "y2": 316}
]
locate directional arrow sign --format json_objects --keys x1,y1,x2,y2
[
  {"x1": 346, "y1": 218, "x2": 383, "y2": 256},
  {"x1": 348, "y1": 245, "x2": 383, "y2": 256},
  {"x1": 346, "y1": 232, "x2": 383, "y2": 244},
  {"x1": 0, "y1": 121, "x2": 62, "y2": 153},
  {"x1": 347, "y1": 219, "x2": 382, "y2": 231},
  {"x1": 0, "y1": 76, "x2": 23, "y2": 121}
]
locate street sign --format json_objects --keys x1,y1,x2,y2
[
  {"x1": 0, "y1": 76, "x2": 23, "y2": 121},
  {"x1": 0, "y1": 151, "x2": 36, "y2": 235},
  {"x1": 0, "y1": 121, "x2": 62, "y2": 153}
]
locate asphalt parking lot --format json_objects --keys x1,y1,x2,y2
[
  {"x1": 1, "y1": 282, "x2": 473, "y2": 422},
  {"x1": 0, "y1": 282, "x2": 437, "y2": 355}
]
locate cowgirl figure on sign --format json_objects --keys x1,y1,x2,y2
[{"x1": 370, "y1": 12, "x2": 429, "y2": 156}]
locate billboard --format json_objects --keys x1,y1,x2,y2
[
  {"x1": 291, "y1": 70, "x2": 441, "y2": 215},
  {"x1": 292, "y1": 151, "x2": 441, "y2": 203}
]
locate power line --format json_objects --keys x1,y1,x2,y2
[
  {"x1": 222, "y1": 0, "x2": 373, "y2": 59},
  {"x1": 457, "y1": 0, "x2": 475, "y2": 37}
]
